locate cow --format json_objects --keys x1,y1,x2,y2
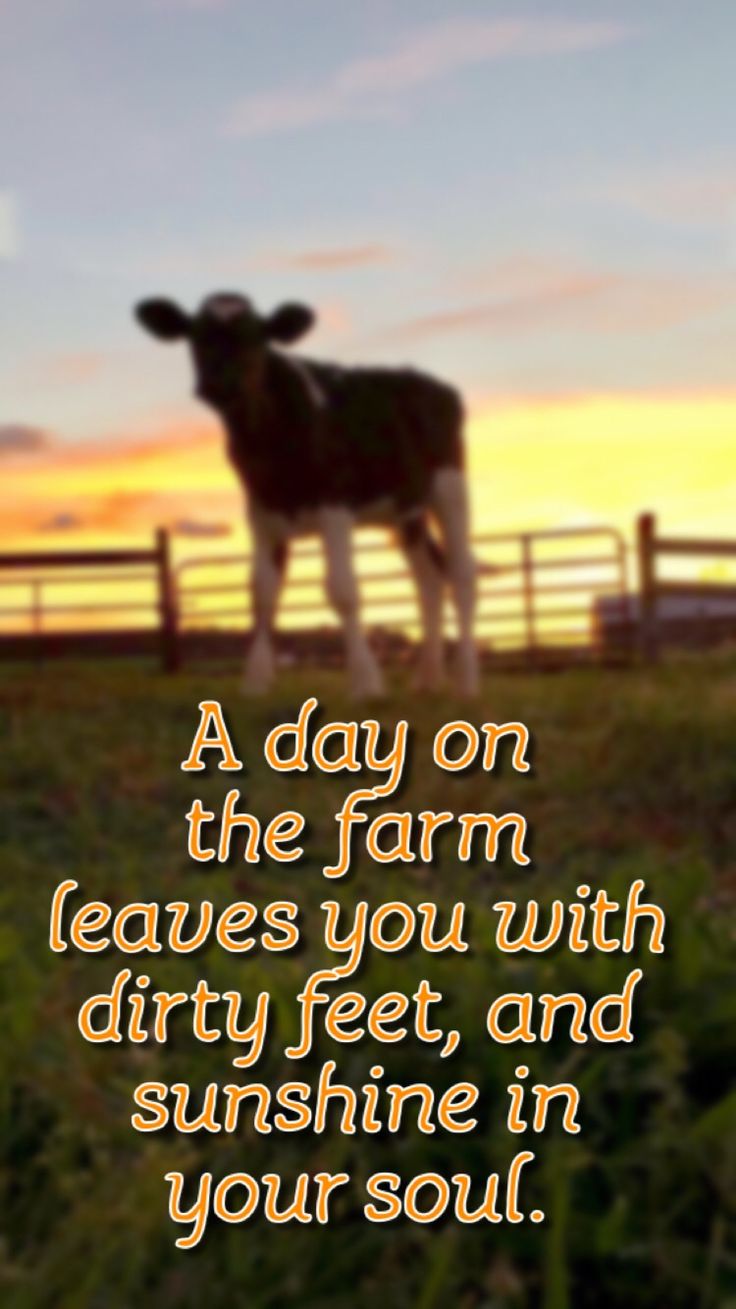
[{"x1": 135, "y1": 292, "x2": 479, "y2": 698}]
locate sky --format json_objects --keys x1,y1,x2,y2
[{"x1": 1, "y1": 0, "x2": 736, "y2": 558}]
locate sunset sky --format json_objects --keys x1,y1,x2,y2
[{"x1": 2, "y1": 0, "x2": 736, "y2": 556}]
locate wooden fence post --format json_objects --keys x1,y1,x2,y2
[
  {"x1": 520, "y1": 534, "x2": 537, "y2": 665},
  {"x1": 156, "y1": 528, "x2": 180, "y2": 673},
  {"x1": 637, "y1": 512, "x2": 658, "y2": 663}
]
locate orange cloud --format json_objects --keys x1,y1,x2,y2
[
  {"x1": 3, "y1": 417, "x2": 242, "y2": 547},
  {"x1": 272, "y1": 244, "x2": 395, "y2": 271},
  {"x1": 5, "y1": 390, "x2": 736, "y2": 560},
  {"x1": 35, "y1": 352, "x2": 107, "y2": 386},
  {"x1": 227, "y1": 18, "x2": 632, "y2": 136},
  {"x1": 384, "y1": 267, "x2": 731, "y2": 342},
  {"x1": 0, "y1": 424, "x2": 50, "y2": 455},
  {"x1": 172, "y1": 518, "x2": 232, "y2": 538},
  {"x1": 592, "y1": 163, "x2": 736, "y2": 227}
]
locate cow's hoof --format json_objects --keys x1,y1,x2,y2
[
  {"x1": 242, "y1": 639, "x2": 275, "y2": 696},
  {"x1": 241, "y1": 663, "x2": 274, "y2": 696},
  {"x1": 412, "y1": 659, "x2": 445, "y2": 693},
  {"x1": 452, "y1": 646, "x2": 480, "y2": 698},
  {"x1": 412, "y1": 675, "x2": 445, "y2": 694},
  {"x1": 241, "y1": 673, "x2": 273, "y2": 696},
  {"x1": 350, "y1": 666, "x2": 386, "y2": 701},
  {"x1": 458, "y1": 680, "x2": 480, "y2": 700},
  {"x1": 351, "y1": 682, "x2": 386, "y2": 702}
]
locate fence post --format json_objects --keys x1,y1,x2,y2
[
  {"x1": 520, "y1": 534, "x2": 537, "y2": 665},
  {"x1": 637, "y1": 512, "x2": 658, "y2": 663},
  {"x1": 31, "y1": 579, "x2": 43, "y2": 635},
  {"x1": 156, "y1": 528, "x2": 180, "y2": 673}
]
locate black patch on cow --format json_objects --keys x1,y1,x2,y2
[
  {"x1": 222, "y1": 354, "x2": 465, "y2": 519},
  {"x1": 399, "y1": 515, "x2": 446, "y2": 572},
  {"x1": 425, "y1": 533, "x2": 446, "y2": 572},
  {"x1": 271, "y1": 540, "x2": 288, "y2": 573}
]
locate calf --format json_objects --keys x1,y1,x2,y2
[{"x1": 135, "y1": 293, "x2": 479, "y2": 697}]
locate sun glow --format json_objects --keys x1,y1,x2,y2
[{"x1": 2, "y1": 391, "x2": 736, "y2": 637}]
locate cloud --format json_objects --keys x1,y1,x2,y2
[
  {"x1": 269, "y1": 244, "x2": 395, "y2": 271},
  {"x1": 5, "y1": 389, "x2": 736, "y2": 554},
  {"x1": 38, "y1": 512, "x2": 84, "y2": 533},
  {"x1": 0, "y1": 424, "x2": 49, "y2": 455},
  {"x1": 316, "y1": 301, "x2": 353, "y2": 336},
  {"x1": 23, "y1": 419, "x2": 218, "y2": 474},
  {"x1": 0, "y1": 416, "x2": 241, "y2": 543},
  {"x1": 227, "y1": 17, "x2": 632, "y2": 136},
  {"x1": 382, "y1": 261, "x2": 733, "y2": 342},
  {"x1": 592, "y1": 163, "x2": 736, "y2": 228},
  {"x1": 0, "y1": 190, "x2": 19, "y2": 259},
  {"x1": 43, "y1": 352, "x2": 107, "y2": 385},
  {"x1": 15, "y1": 352, "x2": 108, "y2": 388},
  {"x1": 154, "y1": 0, "x2": 227, "y2": 9},
  {"x1": 172, "y1": 518, "x2": 232, "y2": 538}
]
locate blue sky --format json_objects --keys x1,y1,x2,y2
[{"x1": 1, "y1": 0, "x2": 735, "y2": 539}]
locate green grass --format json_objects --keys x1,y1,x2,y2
[{"x1": 1, "y1": 656, "x2": 735, "y2": 1308}]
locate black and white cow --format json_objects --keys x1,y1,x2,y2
[{"x1": 135, "y1": 292, "x2": 479, "y2": 697}]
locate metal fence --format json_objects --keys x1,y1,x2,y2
[
  {"x1": 175, "y1": 524, "x2": 631, "y2": 667},
  {"x1": 7, "y1": 516, "x2": 736, "y2": 671},
  {"x1": 0, "y1": 522, "x2": 631, "y2": 669}
]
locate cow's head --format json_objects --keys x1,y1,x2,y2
[{"x1": 134, "y1": 292, "x2": 315, "y2": 409}]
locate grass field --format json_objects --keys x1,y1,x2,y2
[{"x1": 1, "y1": 656, "x2": 735, "y2": 1308}]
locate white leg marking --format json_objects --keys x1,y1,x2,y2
[
  {"x1": 401, "y1": 533, "x2": 445, "y2": 691},
  {"x1": 243, "y1": 510, "x2": 286, "y2": 695},
  {"x1": 431, "y1": 468, "x2": 479, "y2": 697},
  {"x1": 321, "y1": 507, "x2": 385, "y2": 698}
]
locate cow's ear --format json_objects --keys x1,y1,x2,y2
[
  {"x1": 265, "y1": 302, "x2": 315, "y2": 345},
  {"x1": 135, "y1": 298, "x2": 192, "y2": 341}
]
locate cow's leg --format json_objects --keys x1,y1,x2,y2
[
  {"x1": 398, "y1": 515, "x2": 445, "y2": 691},
  {"x1": 431, "y1": 467, "x2": 479, "y2": 697},
  {"x1": 321, "y1": 507, "x2": 384, "y2": 698},
  {"x1": 243, "y1": 517, "x2": 287, "y2": 695}
]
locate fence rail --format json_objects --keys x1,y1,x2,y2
[
  {"x1": 0, "y1": 529, "x2": 179, "y2": 671},
  {"x1": 1, "y1": 515, "x2": 689, "y2": 672},
  {"x1": 0, "y1": 522, "x2": 632, "y2": 671},
  {"x1": 5, "y1": 515, "x2": 736, "y2": 671},
  {"x1": 173, "y1": 523, "x2": 629, "y2": 668}
]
